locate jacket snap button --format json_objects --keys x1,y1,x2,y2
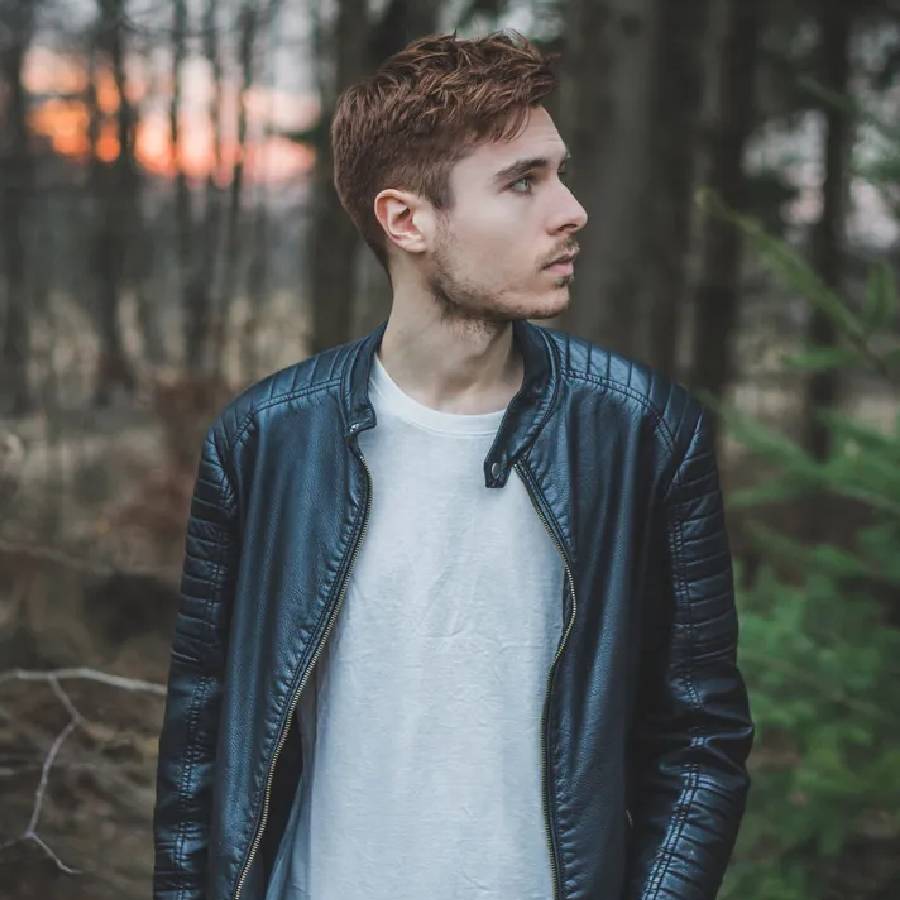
[{"x1": 491, "y1": 461, "x2": 501, "y2": 478}]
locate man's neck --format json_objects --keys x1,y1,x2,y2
[{"x1": 377, "y1": 314, "x2": 524, "y2": 415}]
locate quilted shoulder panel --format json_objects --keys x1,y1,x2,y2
[
  {"x1": 209, "y1": 334, "x2": 361, "y2": 456},
  {"x1": 541, "y1": 325, "x2": 705, "y2": 485}
]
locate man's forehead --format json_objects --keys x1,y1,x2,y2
[
  {"x1": 466, "y1": 112, "x2": 568, "y2": 168},
  {"x1": 462, "y1": 140, "x2": 569, "y2": 176}
]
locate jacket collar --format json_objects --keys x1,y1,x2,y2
[{"x1": 342, "y1": 316, "x2": 560, "y2": 488}]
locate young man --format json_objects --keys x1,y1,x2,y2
[{"x1": 153, "y1": 30, "x2": 754, "y2": 900}]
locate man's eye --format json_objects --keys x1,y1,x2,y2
[{"x1": 510, "y1": 170, "x2": 569, "y2": 193}]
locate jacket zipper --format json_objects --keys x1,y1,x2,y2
[
  {"x1": 232, "y1": 439, "x2": 373, "y2": 900},
  {"x1": 514, "y1": 460, "x2": 577, "y2": 900},
  {"x1": 231, "y1": 451, "x2": 570, "y2": 899}
]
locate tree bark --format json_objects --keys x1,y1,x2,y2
[
  {"x1": 352, "y1": 0, "x2": 441, "y2": 337},
  {"x1": 91, "y1": 0, "x2": 139, "y2": 406},
  {"x1": 554, "y1": 0, "x2": 659, "y2": 358},
  {"x1": 644, "y1": 0, "x2": 712, "y2": 379},
  {"x1": 0, "y1": 0, "x2": 35, "y2": 415},
  {"x1": 690, "y1": 0, "x2": 762, "y2": 453},
  {"x1": 169, "y1": 0, "x2": 201, "y2": 373},
  {"x1": 242, "y1": 6, "x2": 282, "y2": 383},
  {"x1": 308, "y1": 0, "x2": 371, "y2": 355},
  {"x1": 804, "y1": 0, "x2": 853, "y2": 465},
  {"x1": 216, "y1": 0, "x2": 259, "y2": 385},
  {"x1": 803, "y1": 0, "x2": 854, "y2": 543},
  {"x1": 203, "y1": 0, "x2": 227, "y2": 382}
]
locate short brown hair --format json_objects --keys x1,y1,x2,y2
[{"x1": 330, "y1": 29, "x2": 560, "y2": 277}]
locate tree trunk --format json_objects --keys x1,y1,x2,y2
[
  {"x1": 352, "y1": 0, "x2": 441, "y2": 337},
  {"x1": 690, "y1": 0, "x2": 762, "y2": 453},
  {"x1": 91, "y1": 0, "x2": 138, "y2": 406},
  {"x1": 554, "y1": 0, "x2": 659, "y2": 358},
  {"x1": 131, "y1": 41, "x2": 166, "y2": 367},
  {"x1": 803, "y1": 0, "x2": 854, "y2": 542},
  {"x1": 308, "y1": 0, "x2": 371, "y2": 355},
  {"x1": 644, "y1": 0, "x2": 712, "y2": 379},
  {"x1": 203, "y1": 0, "x2": 227, "y2": 382},
  {"x1": 217, "y1": 0, "x2": 258, "y2": 385},
  {"x1": 242, "y1": 6, "x2": 282, "y2": 383},
  {"x1": 0, "y1": 0, "x2": 35, "y2": 415},
  {"x1": 804, "y1": 0, "x2": 853, "y2": 463},
  {"x1": 169, "y1": 0, "x2": 200, "y2": 373}
]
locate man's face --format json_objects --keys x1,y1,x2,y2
[{"x1": 385, "y1": 105, "x2": 588, "y2": 325}]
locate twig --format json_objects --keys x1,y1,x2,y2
[
  {"x1": 0, "y1": 668, "x2": 166, "y2": 695},
  {"x1": 0, "y1": 667, "x2": 167, "y2": 873}
]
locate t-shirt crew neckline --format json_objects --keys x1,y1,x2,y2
[{"x1": 371, "y1": 349, "x2": 508, "y2": 436}]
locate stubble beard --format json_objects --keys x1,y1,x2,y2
[
  {"x1": 424, "y1": 225, "x2": 572, "y2": 342},
  {"x1": 422, "y1": 230, "x2": 511, "y2": 342}
]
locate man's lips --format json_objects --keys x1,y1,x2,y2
[{"x1": 543, "y1": 251, "x2": 579, "y2": 268}]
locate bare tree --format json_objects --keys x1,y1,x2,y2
[
  {"x1": 308, "y1": 0, "x2": 442, "y2": 353},
  {"x1": 307, "y1": 0, "x2": 370, "y2": 355},
  {"x1": 690, "y1": 0, "x2": 762, "y2": 452},
  {"x1": 804, "y1": 0, "x2": 854, "y2": 466},
  {"x1": 644, "y1": 0, "x2": 712, "y2": 378},
  {"x1": 203, "y1": 0, "x2": 227, "y2": 381},
  {"x1": 555, "y1": 0, "x2": 659, "y2": 357},
  {"x1": 130, "y1": 37, "x2": 167, "y2": 369},
  {"x1": 0, "y1": 0, "x2": 36, "y2": 415},
  {"x1": 169, "y1": 0, "x2": 199, "y2": 372},
  {"x1": 217, "y1": 0, "x2": 260, "y2": 384},
  {"x1": 241, "y1": 6, "x2": 281, "y2": 383},
  {"x1": 351, "y1": 0, "x2": 441, "y2": 334},
  {"x1": 800, "y1": 0, "x2": 855, "y2": 544},
  {"x1": 89, "y1": 0, "x2": 139, "y2": 406}
]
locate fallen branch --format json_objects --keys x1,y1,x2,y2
[
  {"x1": 0, "y1": 666, "x2": 166, "y2": 873},
  {"x1": 0, "y1": 667, "x2": 166, "y2": 695}
]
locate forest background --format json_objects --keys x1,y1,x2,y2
[{"x1": 0, "y1": 0, "x2": 898, "y2": 897}]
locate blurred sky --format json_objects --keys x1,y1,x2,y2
[{"x1": 18, "y1": 0, "x2": 900, "y2": 245}]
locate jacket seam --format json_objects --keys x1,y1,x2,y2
[
  {"x1": 548, "y1": 668, "x2": 568, "y2": 899},
  {"x1": 564, "y1": 366, "x2": 695, "y2": 509},
  {"x1": 673, "y1": 509, "x2": 703, "y2": 715},
  {"x1": 237, "y1": 587, "x2": 337, "y2": 890},
  {"x1": 205, "y1": 556, "x2": 223, "y2": 652},
  {"x1": 229, "y1": 487, "x2": 368, "y2": 895},
  {"x1": 515, "y1": 458, "x2": 569, "y2": 896},
  {"x1": 646, "y1": 763, "x2": 701, "y2": 898},
  {"x1": 206, "y1": 431, "x2": 239, "y2": 521},
  {"x1": 211, "y1": 377, "x2": 343, "y2": 519},
  {"x1": 644, "y1": 486, "x2": 705, "y2": 897},
  {"x1": 662, "y1": 410, "x2": 705, "y2": 507},
  {"x1": 174, "y1": 670, "x2": 213, "y2": 890},
  {"x1": 226, "y1": 377, "x2": 343, "y2": 458},
  {"x1": 515, "y1": 329, "x2": 564, "y2": 467},
  {"x1": 172, "y1": 502, "x2": 227, "y2": 890},
  {"x1": 562, "y1": 368, "x2": 679, "y2": 457}
]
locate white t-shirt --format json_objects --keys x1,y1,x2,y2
[{"x1": 264, "y1": 347, "x2": 566, "y2": 900}]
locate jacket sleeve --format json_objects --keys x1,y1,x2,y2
[
  {"x1": 153, "y1": 421, "x2": 239, "y2": 899},
  {"x1": 625, "y1": 407, "x2": 755, "y2": 900}
]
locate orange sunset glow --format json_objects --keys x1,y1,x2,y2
[{"x1": 24, "y1": 45, "x2": 319, "y2": 184}]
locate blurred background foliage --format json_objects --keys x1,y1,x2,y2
[
  {"x1": 697, "y1": 100, "x2": 900, "y2": 898},
  {"x1": 0, "y1": 0, "x2": 898, "y2": 896}
]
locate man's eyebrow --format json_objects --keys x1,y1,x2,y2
[{"x1": 492, "y1": 148, "x2": 572, "y2": 185}]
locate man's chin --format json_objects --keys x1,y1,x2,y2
[{"x1": 520, "y1": 287, "x2": 571, "y2": 320}]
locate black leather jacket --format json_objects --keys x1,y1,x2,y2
[{"x1": 153, "y1": 316, "x2": 754, "y2": 900}]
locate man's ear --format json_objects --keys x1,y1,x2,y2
[{"x1": 373, "y1": 189, "x2": 432, "y2": 257}]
